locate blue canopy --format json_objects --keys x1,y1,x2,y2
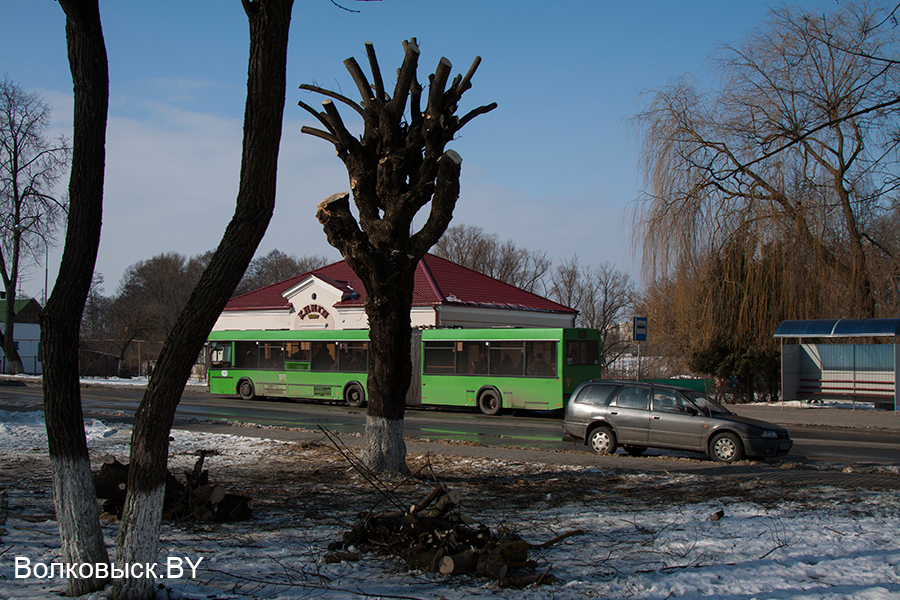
[{"x1": 774, "y1": 319, "x2": 900, "y2": 338}]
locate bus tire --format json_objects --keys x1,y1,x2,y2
[
  {"x1": 238, "y1": 379, "x2": 256, "y2": 401},
  {"x1": 345, "y1": 382, "x2": 366, "y2": 408},
  {"x1": 478, "y1": 388, "x2": 502, "y2": 416}
]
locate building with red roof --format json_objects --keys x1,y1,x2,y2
[{"x1": 214, "y1": 254, "x2": 577, "y2": 331}]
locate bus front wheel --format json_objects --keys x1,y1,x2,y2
[
  {"x1": 478, "y1": 389, "x2": 502, "y2": 416},
  {"x1": 238, "y1": 379, "x2": 256, "y2": 401},
  {"x1": 345, "y1": 382, "x2": 366, "y2": 408}
]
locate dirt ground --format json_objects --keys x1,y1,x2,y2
[{"x1": 0, "y1": 439, "x2": 829, "y2": 530}]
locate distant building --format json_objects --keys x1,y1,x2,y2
[
  {"x1": 0, "y1": 297, "x2": 43, "y2": 375},
  {"x1": 215, "y1": 254, "x2": 577, "y2": 331}
]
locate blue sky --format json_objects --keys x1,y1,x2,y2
[{"x1": 1, "y1": 0, "x2": 844, "y2": 300}]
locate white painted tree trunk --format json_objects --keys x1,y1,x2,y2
[
  {"x1": 50, "y1": 455, "x2": 109, "y2": 596},
  {"x1": 360, "y1": 415, "x2": 410, "y2": 475},
  {"x1": 112, "y1": 485, "x2": 165, "y2": 600}
]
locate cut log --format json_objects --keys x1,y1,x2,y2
[
  {"x1": 421, "y1": 489, "x2": 461, "y2": 519},
  {"x1": 191, "y1": 484, "x2": 226, "y2": 508},
  {"x1": 476, "y1": 551, "x2": 508, "y2": 581},
  {"x1": 210, "y1": 493, "x2": 252, "y2": 522},
  {"x1": 93, "y1": 456, "x2": 128, "y2": 502},
  {"x1": 439, "y1": 549, "x2": 478, "y2": 574},
  {"x1": 411, "y1": 484, "x2": 448, "y2": 515}
]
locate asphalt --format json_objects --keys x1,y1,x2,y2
[
  {"x1": 176, "y1": 401, "x2": 900, "y2": 491},
  {"x1": 3, "y1": 376, "x2": 896, "y2": 490}
]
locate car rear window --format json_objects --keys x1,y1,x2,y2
[{"x1": 574, "y1": 383, "x2": 618, "y2": 405}]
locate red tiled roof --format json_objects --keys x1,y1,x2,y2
[{"x1": 223, "y1": 254, "x2": 576, "y2": 315}]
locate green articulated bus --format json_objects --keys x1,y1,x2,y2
[{"x1": 207, "y1": 327, "x2": 601, "y2": 414}]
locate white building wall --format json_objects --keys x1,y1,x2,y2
[
  {"x1": 0, "y1": 322, "x2": 42, "y2": 374},
  {"x1": 214, "y1": 310, "x2": 291, "y2": 331}
]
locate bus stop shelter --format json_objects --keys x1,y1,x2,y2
[{"x1": 774, "y1": 319, "x2": 900, "y2": 411}]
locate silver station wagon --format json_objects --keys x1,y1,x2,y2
[{"x1": 562, "y1": 380, "x2": 792, "y2": 462}]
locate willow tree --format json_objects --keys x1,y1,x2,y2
[
  {"x1": 299, "y1": 39, "x2": 495, "y2": 473},
  {"x1": 633, "y1": 3, "x2": 900, "y2": 326}
]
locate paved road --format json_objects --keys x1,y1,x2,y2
[{"x1": 2, "y1": 379, "x2": 898, "y2": 489}]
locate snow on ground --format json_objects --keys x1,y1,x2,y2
[{"x1": 1, "y1": 411, "x2": 899, "y2": 600}]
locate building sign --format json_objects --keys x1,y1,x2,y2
[
  {"x1": 298, "y1": 304, "x2": 330, "y2": 320},
  {"x1": 633, "y1": 316, "x2": 648, "y2": 342}
]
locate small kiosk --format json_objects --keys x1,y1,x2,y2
[{"x1": 774, "y1": 319, "x2": 900, "y2": 411}]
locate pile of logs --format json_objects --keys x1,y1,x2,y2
[
  {"x1": 93, "y1": 451, "x2": 251, "y2": 523},
  {"x1": 326, "y1": 483, "x2": 579, "y2": 588}
]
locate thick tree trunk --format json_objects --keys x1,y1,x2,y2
[
  {"x1": 42, "y1": 0, "x2": 110, "y2": 596},
  {"x1": 2, "y1": 308, "x2": 24, "y2": 374},
  {"x1": 359, "y1": 270, "x2": 415, "y2": 474},
  {"x1": 113, "y1": 3, "x2": 293, "y2": 598}
]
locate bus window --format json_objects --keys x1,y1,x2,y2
[
  {"x1": 424, "y1": 341, "x2": 455, "y2": 374},
  {"x1": 457, "y1": 341, "x2": 488, "y2": 375},
  {"x1": 566, "y1": 340, "x2": 599, "y2": 366},
  {"x1": 259, "y1": 343, "x2": 284, "y2": 370},
  {"x1": 339, "y1": 341, "x2": 368, "y2": 372},
  {"x1": 490, "y1": 341, "x2": 524, "y2": 376},
  {"x1": 311, "y1": 341, "x2": 337, "y2": 371},
  {"x1": 526, "y1": 341, "x2": 557, "y2": 377},
  {"x1": 209, "y1": 341, "x2": 233, "y2": 369},
  {"x1": 234, "y1": 341, "x2": 258, "y2": 369},
  {"x1": 285, "y1": 341, "x2": 309, "y2": 362}
]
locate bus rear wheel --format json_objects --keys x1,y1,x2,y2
[
  {"x1": 478, "y1": 389, "x2": 502, "y2": 416},
  {"x1": 238, "y1": 379, "x2": 256, "y2": 401},
  {"x1": 345, "y1": 383, "x2": 366, "y2": 408}
]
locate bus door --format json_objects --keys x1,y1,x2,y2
[{"x1": 208, "y1": 341, "x2": 236, "y2": 394}]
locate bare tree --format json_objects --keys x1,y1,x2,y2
[
  {"x1": 549, "y1": 257, "x2": 633, "y2": 368},
  {"x1": 80, "y1": 271, "x2": 108, "y2": 340},
  {"x1": 633, "y1": 3, "x2": 900, "y2": 324},
  {"x1": 434, "y1": 224, "x2": 550, "y2": 293},
  {"x1": 40, "y1": 0, "x2": 110, "y2": 595},
  {"x1": 0, "y1": 77, "x2": 69, "y2": 373},
  {"x1": 113, "y1": 2, "x2": 294, "y2": 598},
  {"x1": 105, "y1": 289, "x2": 159, "y2": 377},
  {"x1": 299, "y1": 39, "x2": 495, "y2": 473},
  {"x1": 234, "y1": 248, "x2": 329, "y2": 295}
]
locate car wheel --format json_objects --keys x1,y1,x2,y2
[
  {"x1": 478, "y1": 390, "x2": 502, "y2": 415},
  {"x1": 710, "y1": 432, "x2": 744, "y2": 463},
  {"x1": 588, "y1": 426, "x2": 617, "y2": 455},
  {"x1": 238, "y1": 379, "x2": 256, "y2": 401},
  {"x1": 623, "y1": 445, "x2": 647, "y2": 457},
  {"x1": 345, "y1": 383, "x2": 366, "y2": 408}
]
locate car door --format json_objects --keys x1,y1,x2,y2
[
  {"x1": 648, "y1": 389, "x2": 706, "y2": 451},
  {"x1": 606, "y1": 385, "x2": 651, "y2": 444}
]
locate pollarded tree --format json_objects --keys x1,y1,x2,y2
[{"x1": 299, "y1": 39, "x2": 495, "y2": 473}]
